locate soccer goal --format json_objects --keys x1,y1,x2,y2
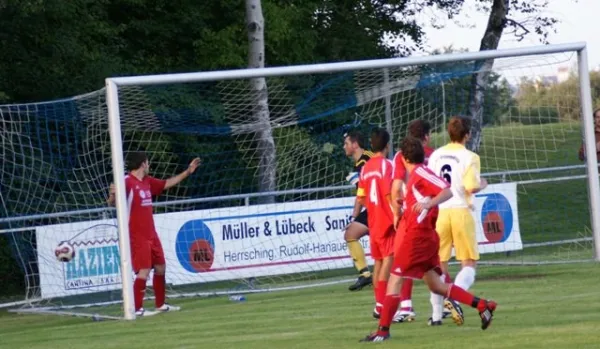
[{"x1": 1, "y1": 42, "x2": 599, "y2": 320}]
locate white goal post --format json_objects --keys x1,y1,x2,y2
[
  {"x1": 105, "y1": 41, "x2": 600, "y2": 320},
  {"x1": 2, "y1": 41, "x2": 599, "y2": 320}
]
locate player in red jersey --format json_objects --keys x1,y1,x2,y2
[
  {"x1": 108, "y1": 151, "x2": 201, "y2": 317},
  {"x1": 360, "y1": 137, "x2": 497, "y2": 342},
  {"x1": 356, "y1": 128, "x2": 397, "y2": 319},
  {"x1": 389, "y1": 119, "x2": 435, "y2": 323}
]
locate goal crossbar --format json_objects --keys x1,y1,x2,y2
[{"x1": 108, "y1": 42, "x2": 587, "y2": 86}]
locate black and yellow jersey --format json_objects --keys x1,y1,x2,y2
[
  {"x1": 354, "y1": 150, "x2": 374, "y2": 173},
  {"x1": 346, "y1": 150, "x2": 374, "y2": 188}
]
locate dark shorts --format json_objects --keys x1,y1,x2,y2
[{"x1": 354, "y1": 210, "x2": 368, "y2": 227}]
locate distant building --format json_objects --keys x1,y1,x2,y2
[{"x1": 557, "y1": 66, "x2": 570, "y2": 83}]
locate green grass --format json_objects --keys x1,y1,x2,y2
[
  {"x1": 430, "y1": 122, "x2": 584, "y2": 173},
  {"x1": 1, "y1": 263, "x2": 599, "y2": 349},
  {"x1": 1, "y1": 122, "x2": 598, "y2": 347}
]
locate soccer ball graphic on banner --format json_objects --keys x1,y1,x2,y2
[{"x1": 54, "y1": 241, "x2": 76, "y2": 262}]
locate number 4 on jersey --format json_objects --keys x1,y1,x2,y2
[{"x1": 369, "y1": 178, "x2": 378, "y2": 205}]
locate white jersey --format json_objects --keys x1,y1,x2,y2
[{"x1": 427, "y1": 143, "x2": 481, "y2": 209}]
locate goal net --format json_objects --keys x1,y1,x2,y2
[{"x1": 1, "y1": 45, "x2": 597, "y2": 319}]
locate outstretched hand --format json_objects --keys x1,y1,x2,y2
[{"x1": 187, "y1": 157, "x2": 201, "y2": 174}]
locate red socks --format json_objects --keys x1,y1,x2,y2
[
  {"x1": 153, "y1": 274, "x2": 166, "y2": 308},
  {"x1": 134, "y1": 275, "x2": 167, "y2": 310},
  {"x1": 378, "y1": 295, "x2": 401, "y2": 335},
  {"x1": 134, "y1": 278, "x2": 146, "y2": 311},
  {"x1": 447, "y1": 283, "x2": 484, "y2": 310},
  {"x1": 376, "y1": 281, "x2": 387, "y2": 307},
  {"x1": 399, "y1": 278, "x2": 413, "y2": 310}
]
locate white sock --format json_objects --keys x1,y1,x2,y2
[
  {"x1": 455, "y1": 266, "x2": 476, "y2": 290},
  {"x1": 430, "y1": 274, "x2": 445, "y2": 322},
  {"x1": 430, "y1": 292, "x2": 444, "y2": 321},
  {"x1": 400, "y1": 300, "x2": 412, "y2": 310}
]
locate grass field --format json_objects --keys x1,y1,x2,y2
[
  {"x1": 1, "y1": 122, "x2": 599, "y2": 348},
  {"x1": 1, "y1": 263, "x2": 599, "y2": 349}
]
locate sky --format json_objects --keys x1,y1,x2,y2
[{"x1": 413, "y1": 0, "x2": 599, "y2": 75}]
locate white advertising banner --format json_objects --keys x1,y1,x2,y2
[{"x1": 36, "y1": 182, "x2": 522, "y2": 298}]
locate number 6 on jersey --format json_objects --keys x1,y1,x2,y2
[{"x1": 440, "y1": 164, "x2": 452, "y2": 184}]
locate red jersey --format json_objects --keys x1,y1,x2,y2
[
  {"x1": 125, "y1": 175, "x2": 166, "y2": 241},
  {"x1": 392, "y1": 145, "x2": 434, "y2": 183},
  {"x1": 402, "y1": 165, "x2": 449, "y2": 235},
  {"x1": 357, "y1": 155, "x2": 394, "y2": 238}
]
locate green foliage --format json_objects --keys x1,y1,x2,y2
[
  {"x1": 417, "y1": 47, "x2": 516, "y2": 128},
  {"x1": 514, "y1": 71, "x2": 600, "y2": 124},
  {"x1": 0, "y1": 0, "x2": 466, "y2": 103},
  {"x1": 0, "y1": 235, "x2": 25, "y2": 298}
]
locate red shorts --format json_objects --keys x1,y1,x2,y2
[
  {"x1": 131, "y1": 236, "x2": 165, "y2": 273},
  {"x1": 391, "y1": 231, "x2": 442, "y2": 279},
  {"x1": 370, "y1": 227, "x2": 395, "y2": 260},
  {"x1": 393, "y1": 218, "x2": 407, "y2": 252}
]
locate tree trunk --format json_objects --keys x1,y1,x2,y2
[
  {"x1": 245, "y1": 0, "x2": 276, "y2": 204},
  {"x1": 467, "y1": 0, "x2": 509, "y2": 152}
]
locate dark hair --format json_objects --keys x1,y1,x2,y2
[
  {"x1": 126, "y1": 151, "x2": 148, "y2": 171},
  {"x1": 407, "y1": 119, "x2": 431, "y2": 141},
  {"x1": 370, "y1": 127, "x2": 390, "y2": 153},
  {"x1": 448, "y1": 116, "x2": 471, "y2": 142},
  {"x1": 400, "y1": 136, "x2": 425, "y2": 164},
  {"x1": 344, "y1": 130, "x2": 366, "y2": 149}
]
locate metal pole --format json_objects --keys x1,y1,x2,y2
[
  {"x1": 111, "y1": 43, "x2": 587, "y2": 86},
  {"x1": 577, "y1": 47, "x2": 600, "y2": 261},
  {"x1": 383, "y1": 68, "x2": 394, "y2": 158},
  {"x1": 106, "y1": 79, "x2": 136, "y2": 320},
  {"x1": 441, "y1": 80, "x2": 448, "y2": 144}
]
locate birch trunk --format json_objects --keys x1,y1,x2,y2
[
  {"x1": 246, "y1": 0, "x2": 276, "y2": 203},
  {"x1": 467, "y1": 0, "x2": 509, "y2": 152}
]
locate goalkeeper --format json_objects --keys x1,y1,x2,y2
[{"x1": 342, "y1": 130, "x2": 373, "y2": 291}]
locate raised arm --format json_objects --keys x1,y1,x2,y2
[{"x1": 165, "y1": 157, "x2": 201, "y2": 190}]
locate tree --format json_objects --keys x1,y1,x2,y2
[
  {"x1": 467, "y1": 0, "x2": 561, "y2": 151},
  {"x1": 246, "y1": 0, "x2": 276, "y2": 203}
]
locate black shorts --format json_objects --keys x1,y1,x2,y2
[{"x1": 354, "y1": 210, "x2": 368, "y2": 227}]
